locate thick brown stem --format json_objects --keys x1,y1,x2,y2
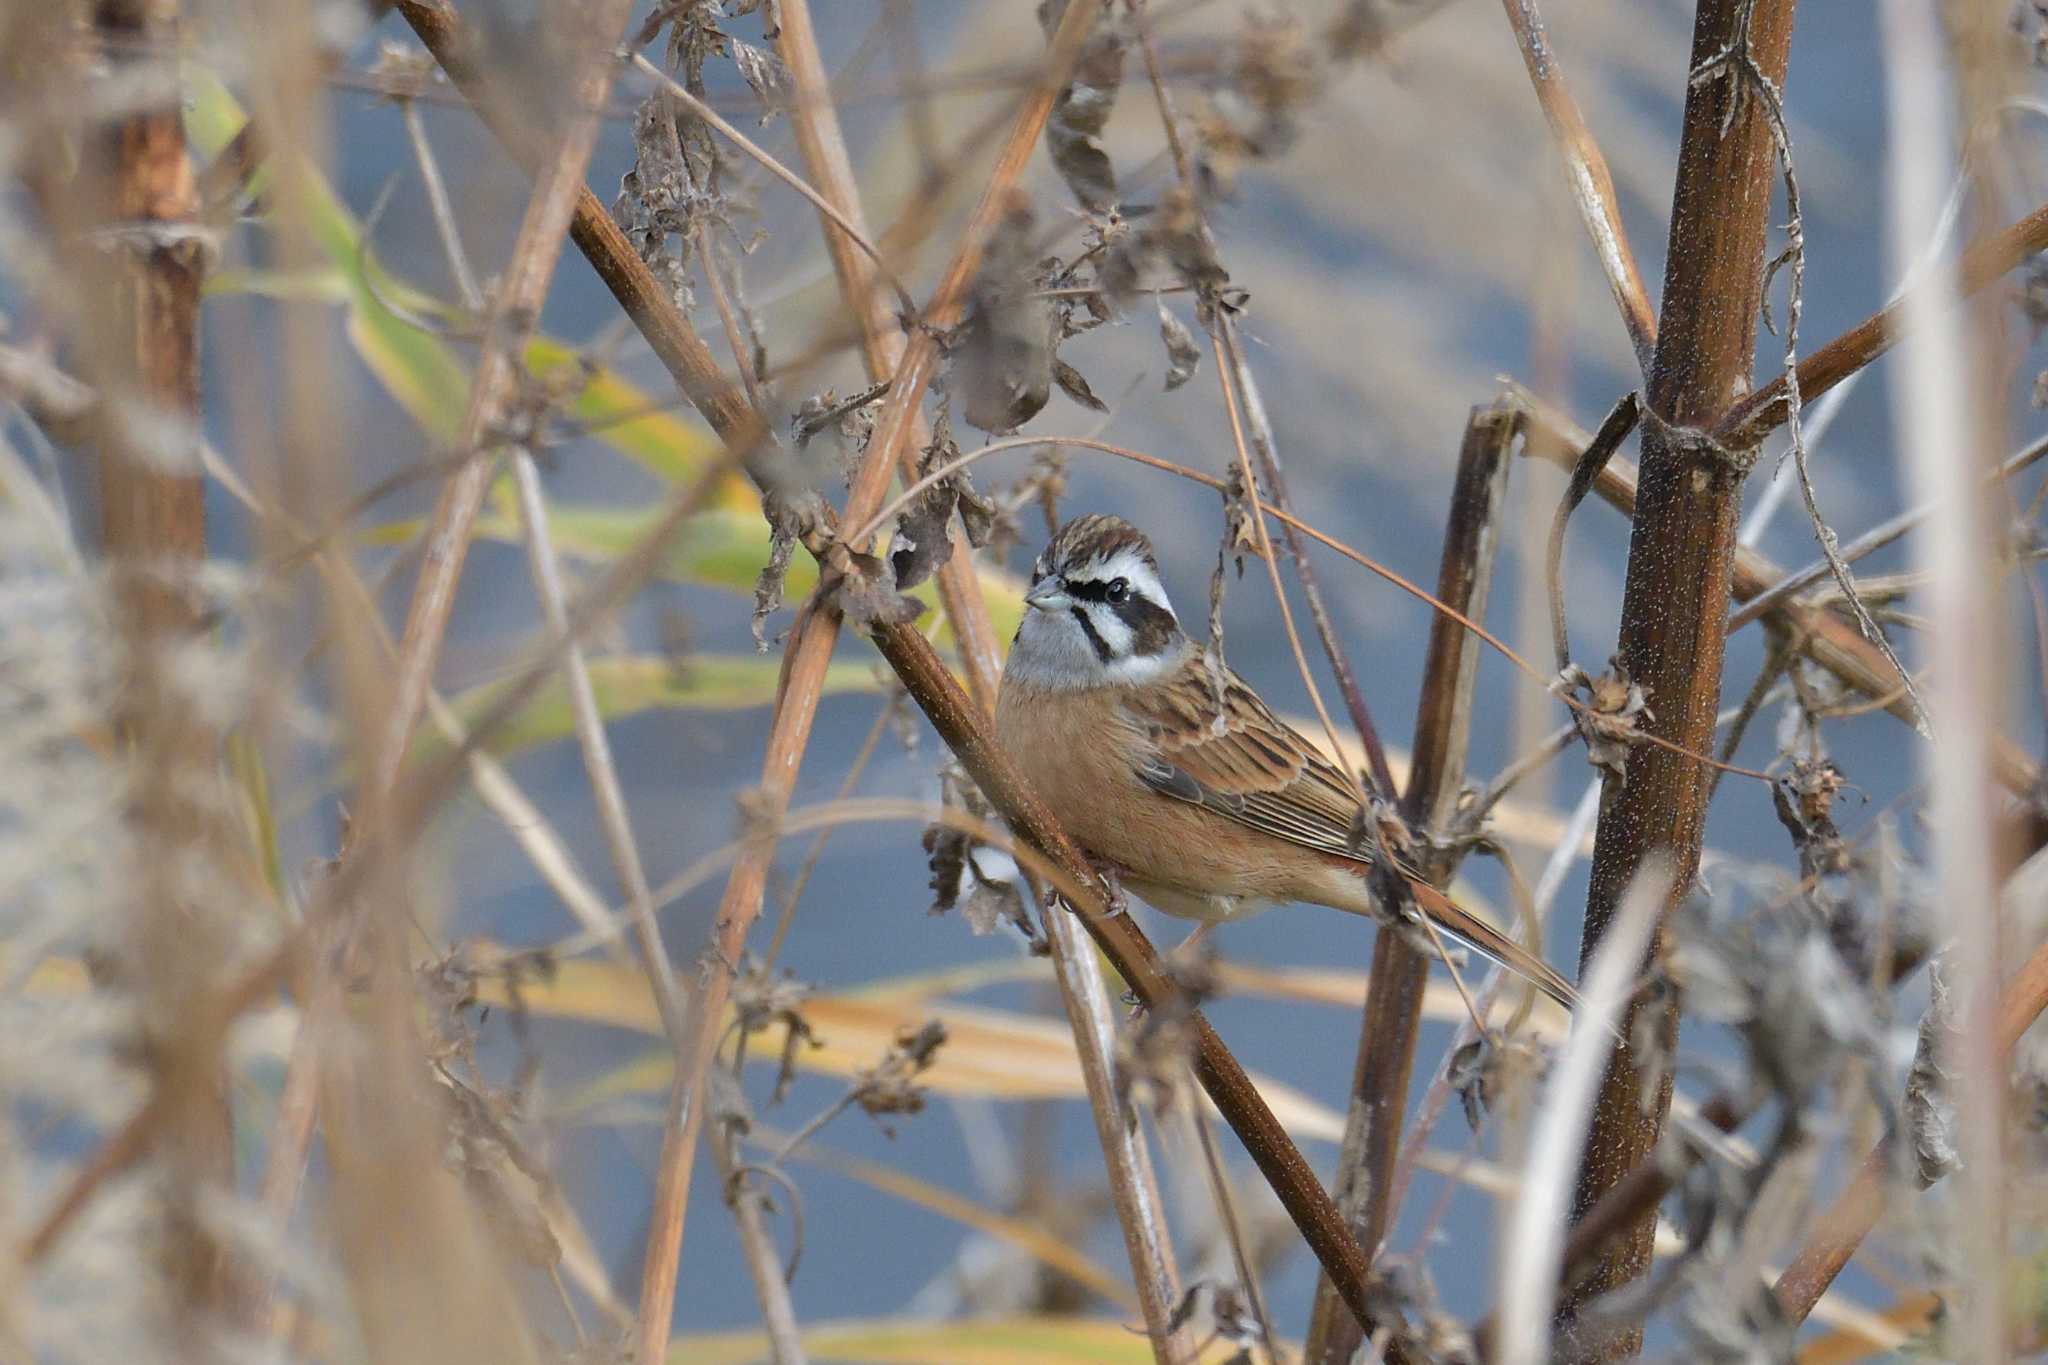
[
  {"x1": 1304, "y1": 404, "x2": 1518, "y2": 1364},
  {"x1": 1562, "y1": 1, "x2": 1798, "y2": 1352},
  {"x1": 77, "y1": 0, "x2": 244, "y2": 1340}
]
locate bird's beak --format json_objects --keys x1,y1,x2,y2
[{"x1": 1025, "y1": 580, "x2": 1071, "y2": 612}]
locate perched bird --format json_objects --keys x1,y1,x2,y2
[{"x1": 995, "y1": 514, "x2": 1577, "y2": 1008}]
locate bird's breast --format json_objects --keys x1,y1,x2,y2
[{"x1": 993, "y1": 681, "x2": 1316, "y2": 917}]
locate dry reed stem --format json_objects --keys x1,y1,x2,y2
[
  {"x1": 774, "y1": 3, "x2": 1188, "y2": 1351},
  {"x1": 631, "y1": 6, "x2": 1106, "y2": 1357},
  {"x1": 1878, "y1": 6, "x2": 2007, "y2": 1355},
  {"x1": 774, "y1": 0, "x2": 1006, "y2": 707},
  {"x1": 67, "y1": 0, "x2": 247, "y2": 1335},
  {"x1": 1563, "y1": 1, "x2": 1798, "y2": 1347},
  {"x1": 509, "y1": 455, "x2": 690, "y2": 1046},
  {"x1": 1499, "y1": 0, "x2": 1658, "y2": 374},
  {"x1": 1305, "y1": 404, "x2": 1519, "y2": 1365}
]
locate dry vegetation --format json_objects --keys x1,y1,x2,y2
[{"x1": 8, "y1": 0, "x2": 2048, "y2": 1361}]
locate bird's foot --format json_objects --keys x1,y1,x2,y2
[{"x1": 1089, "y1": 859, "x2": 1132, "y2": 918}]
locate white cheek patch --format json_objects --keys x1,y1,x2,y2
[
  {"x1": 1008, "y1": 608, "x2": 1106, "y2": 690},
  {"x1": 1081, "y1": 601, "x2": 1133, "y2": 658},
  {"x1": 1103, "y1": 647, "x2": 1179, "y2": 686}
]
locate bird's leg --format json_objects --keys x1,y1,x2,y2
[{"x1": 1089, "y1": 859, "x2": 1132, "y2": 917}]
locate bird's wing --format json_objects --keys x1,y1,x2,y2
[
  {"x1": 1125, "y1": 658, "x2": 1580, "y2": 1010},
  {"x1": 1122, "y1": 658, "x2": 1366, "y2": 859}
]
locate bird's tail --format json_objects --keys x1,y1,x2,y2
[{"x1": 1398, "y1": 873, "x2": 1578, "y2": 1011}]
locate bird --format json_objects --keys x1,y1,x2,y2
[{"x1": 994, "y1": 513, "x2": 1577, "y2": 1009}]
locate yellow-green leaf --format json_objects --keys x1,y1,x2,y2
[
  {"x1": 184, "y1": 72, "x2": 725, "y2": 484},
  {"x1": 669, "y1": 1315, "x2": 1256, "y2": 1364},
  {"x1": 759, "y1": 1132, "x2": 1135, "y2": 1311},
  {"x1": 436, "y1": 654, "x2": 881, "y2": 758}
]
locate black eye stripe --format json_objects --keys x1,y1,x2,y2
[
  {"x1": 1066, "y1": 578, "x2": 1130, "y2": 604},
  {"x1": 1069, "y1": 606, "x2": 1113, "y2": 663}
]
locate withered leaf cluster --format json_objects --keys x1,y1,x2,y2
[
  {"x1": 1039, "y1": 0, "x2": 1128, "y2": 213},
  {"x1": 922, "y1": 758, "x2": 1037, "y2": 943},
  {"x1": 953, "y1": 194, "x2": 1111, "y2": 435},
  {"x1": 730, "y1": 953, "x2": 822, "y2": 1104},
  {"x1": 1556, "y1": 656, "x2": 1653, "y2": 788},
  {"x1": 890, "y1": 402, "x2": 998, "y2": 592},
  {"x1": 852, "y1": 1019, "x2": 948, "y2": 1128}
]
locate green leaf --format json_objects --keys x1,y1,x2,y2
[
  {"x1": 522, "y1": 337, "x2": 742, "y2": 499},
  {"x1": 437, "y1": 654, "x2": 881, "y2": 759},
  {"x1": 183, "y1": 71, "x2": 725, "y2": 482}
]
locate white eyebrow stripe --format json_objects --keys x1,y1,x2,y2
[{"x1": 1074, "y1": 549, "x2": 1176, "y2": 623}]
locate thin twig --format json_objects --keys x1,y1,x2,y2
[
  {"x1": 1499, "y1": 0, "x2": 1658, "y2": 375},
  {"x1": 367, "y1": 0, "x2": 638, "y2": 802},
  {"x1": 1716, "y1": 195, "x2": 2048, "y2": 448},
  {"x1": 1545, "y1": 393, "x2": 1642, "y2": 673},
  {"x1": 509, "y1": 453, "x2": 690, "y2": 1047},
  {"x1": 626, "y1": 53, "x2": 917, "y2": 323},
  {"x1": 1185, "y1": 1089, "x2": 1283, "y2": 1365},
  {"x1": 712, "y1": 1134, "x2": 808, "y2": 1365},
  {"x1": 1729, "y1": 429, "x2": 2048, "y2": 630},
  {"x1": 1709, "y1": 12, "x2": 1931, "y2": 735},
  {"x1": 1221, "y1": 314, "x2": 1399, "y2": 796},
  {"x1": 400, "y1": 96, "x2": 483, "y2": 309},
  {"x1": 1496, "y1": 859, "x2": 1670, "y2": 1365},
  {"x1": 630, "y1": 7, "x2": 1110, "y2": 1357}
]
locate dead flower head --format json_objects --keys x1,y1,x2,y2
[
  {"x1": 853, "y1": 1019, "x2": 947, "y2": 1132},
  {"x1": 1556, "y1": 656, "x2": 1653, "y2": 786}
]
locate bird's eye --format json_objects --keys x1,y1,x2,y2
[{"x1": 1106, "y1": 578, "x2": 1129, "y2": 604}]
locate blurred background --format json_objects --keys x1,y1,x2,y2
[{"x1": 6, "y1": 0, "x2": 2045, "y2": 1359}]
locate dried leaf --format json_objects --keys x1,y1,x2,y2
[
  {"x1": 1906, "y1": 963, "x2": 1962, "y2": 1186},
  {"x1": 1051, "y1": 356, "x2": 1109, "y2": 413},
  {"x1": 1039, "y1": 0, "x2": 1127, "y2": 212},
  {"x1": 750, "y1": 500, "x2": 800, "y2": 650},
  {"x1": 1556, "y1": 656, "x2": 1653, "y2": 785},
  {"x1": 923, "y1": 760, "x2": 1035, "y2": 942},
  {"x1": 1158, "y1": 301, "x2": 1201, "y2": 390},
  {"x1": 731, "y1": 38, "x2": 789, "y2": 123},
  {"x1": 957, "y1": 196, "x2": 1058, "y2": 433},
  {"x1": 853, "y1": 1020, "x2": 948, "y2": 1129},
  {"x1": 823, "y1": 546, "x2": 925, "y2": 629},
  {"x1": 890, "y1": 489, "x2": 958, "y2": 593}
]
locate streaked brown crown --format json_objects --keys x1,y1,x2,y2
[{"x1": 1039, "y1": 514, "x2": 1158, "y2": 580}]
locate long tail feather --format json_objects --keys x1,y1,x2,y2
[{"x1": 1400, "y1": 875, "x2": 1578, "y2": 1011}]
